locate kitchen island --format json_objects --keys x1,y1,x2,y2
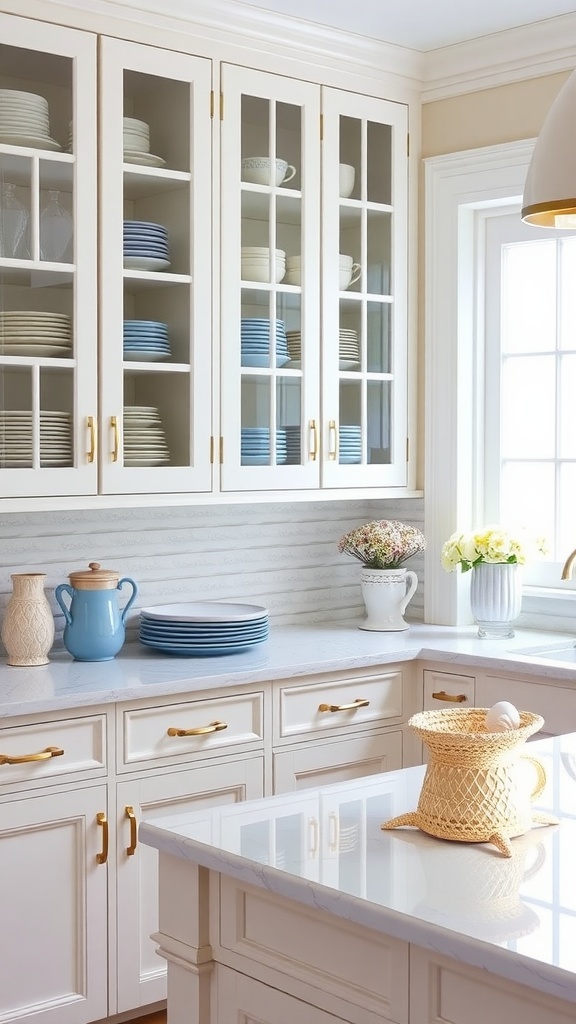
[{"x1": 140, "y1": 731, "x2": 576, "y2": 1024}]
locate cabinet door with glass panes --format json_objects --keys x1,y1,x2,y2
[
  {"x1": 99, "y1": 38, "x2": 212, "y2": 494},
  {"x1": 0, "y1": 13, "x2": 98, "y2": 502},
  {"x1": 321, "y1": 88, "x2": 408, "y2": 488},
  {"x1": 219, "y1": 65, "x2": 321, "y2": 491}
]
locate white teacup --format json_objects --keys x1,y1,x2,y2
[
  {"x1": 242, "y1": 156, "x2": 297, "y2": 187},
  {"x1": 339, "y1": 163, "x2": 355, "y2": 198},
  {"x1": 340, "y1": 263, "x2": 361, "y2": 290}
]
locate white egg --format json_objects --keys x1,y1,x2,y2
[{"x1": 485, "y1": 701, "x2": 521, "y2": 732}]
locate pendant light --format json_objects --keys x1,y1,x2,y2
[{"x1": 522, "y1": 68, "x2": 576, "y2": 227}]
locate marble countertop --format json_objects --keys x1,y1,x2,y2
[
  {"x1": 140, "y1": 731, "x2": 576, "y2": 1005},
  {"x1": 1, "y1": 621, "x2": 576, "y2": 718}
]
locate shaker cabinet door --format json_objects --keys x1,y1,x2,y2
[{"x1": 98, "y1": 37, "x2": 213, "y2": 495}]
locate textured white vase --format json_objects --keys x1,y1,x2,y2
[
  {"x1": 359, "y1": 567, "x2": 418, "y2": 631},
  {"x1": 470, "y1": 562, "x2": 522, "y2": 639},
  {"x1": 1, "y1": 573, "x2": 55, "y2": 666}
]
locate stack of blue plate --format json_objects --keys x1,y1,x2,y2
[
  {"x1": 241, "y1": 427, "x2": 287, "y2": 465},
  {"x1": 139, "y1": 601, "x2": 269, "y2": 656},
  {"x1": 123, "y1": 220, "x2": 170, "y2": 271},
  {"x1": 339, "y1": 425, "x2": 362, "y2": 464},
  {"x1": 123, "y1": 320, "x2": 171, "y2": 361},
  {"x1": 241, "y1": 318, "x2": 290, "y2": 367}
]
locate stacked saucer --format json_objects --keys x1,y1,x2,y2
[
  {"x1": 0, "y1": 410, "x2": 72, "y2": 468},
  {"x1": 0, "y1": 311, "x2": 72, "y2": 358},
  {"x1": 286, "y1": 329, "x2": 302, "y2": 367},
  {"x1": 139, "y1": 601, "x2": 269, "y2": 657},
  {"x1": 123, "y1": 116, "x2": 165, "y2": 168},
  {"x1": 241, "y1": 427, "x2": 287, "y2": 465},
  {"x1": 283, "y1": 425, "x2": 301, "y2": 464},
  {"x1": 339, "y1": 424, "x2": 362, "y2": 464},
  {"x1": 339, "y1": 328, "x2": 360, "y2": 369},
  {"x1": 123, "y1": 320, "x2": 171, "y2": 361},
  {"x1": 123, "y1": 221, "x2": 170, "y2": 271},
  {"x1": 123, "y1": 406, "x2": 171, "y2": 466},
  {"x1": 0, "y1": 89, "x2": 60, "y2": 150},
  {"x1": 241, "y1": 318, "x2": 289, "y2": 367}
]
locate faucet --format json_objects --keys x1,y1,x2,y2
[{"x1": 561, "y1": 548, "x2": 576, "y2": 579}]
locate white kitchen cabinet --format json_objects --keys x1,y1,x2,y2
[
  {"x1": 476, "y1": 673, "x2": 576, "y2": 737},
  {"x1": 215, "y1": 966, "x2": 360, "y2": 1024},
  {"x1": 274, "y1": 729, "x2": 403, "y2": 792},
  {"x1": 99, "y1": 37, "x2": 213, "y2": 494},
  {"x1": 219, "y1": 65, "x2": 409, "y2": 493},
  {"x1": 422, "y1": 668, "x2": 475, "y2": 709},
  {"x1": 0, "y1": 12, "x2": 98, "y2": 500},
  {"x1": 0, "y1": 709, "x2": 109, "y2": 1024},
  {"x1": 115, "y1": 755, "x2": 264, "y2": 1011}
]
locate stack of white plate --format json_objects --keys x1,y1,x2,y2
[
  {"x1": 123, "y1": 406, "x2": 170, "y2": 466},
  {"x1": 123, "y1": 221, "x2": 170, "y2": 272},
  {"x1": 339, "y1": 424, "x2": 362, "y2": 464},
  {"x1": 339, "y1": 328, "x2": 360, "y2": 369},
  {"x1": 0, "y1": 89, "x2": 60, "y2": 150},
  {"x1": 241, "y1": 318, "x2": 289, "y2": 367},
  {"x1": 0, "y1": 311, "x2": 72, "y2": 358},
  {"x1": 241, "y1": 247, "x2": 286, "y2": 284},
  {"x1": 0, "y1": 410, "x2": 72, "y2": 468},
  {"x1": 123, "y1": 320, "x2": 171, "y2": 361},
  {"x1": 283, "y1": 425, "x2": 301, "y2": 464},
  {"x1": 241, "y1": 427, "x2": 287, "y2": 465},
  {"x1": 286, "y1": 329, "x2": 302, "y2": 366},
  {"x1": 139, "y1": 601, "x2": 269, "y2": 657},
  {"x1": 122, "y1": 116, "x2": 165, "y2": 168}
]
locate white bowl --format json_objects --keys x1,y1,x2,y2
[
  {"x1": 284, "y1": 270, "x2": 302, "y2": 286},
  {"x1": 242, "y1": 262, "x2": 286, "y2": 283},
  {"x1": 242, "y1": 156, "x2": 296, "y2": 187},
  {"x1": 241, "y1": 247, "x2": 286, "y2": 260},
  {"x1": 339, "y1": 163, "x2": 355, "y2": 198}
]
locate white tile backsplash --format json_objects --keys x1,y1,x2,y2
[{"x1": 0, "y1": 498, "x2": 424, "y2": 649}]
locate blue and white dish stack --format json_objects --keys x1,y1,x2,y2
[
  {"x1": 339, "y1": 424, "x2": 362, "y2": 463},
  {"x1": 283, "y1": 425, "x2": 301, "y2": 464},
  {"x1": 123, "y1": 320, "x2": 171, "y2": 361},
  {"x1": 241, "y1": 426, "x2": 287, "y2": 465},
  {"x1": 241, "y1": 318, "x2": 290, "y2": 367},
  {"x1": 123, "y1": 220, "x2": 170, "y2": 271},
  {"x1": 139, "y1": 601, "x2": 269, "y2": 656}
]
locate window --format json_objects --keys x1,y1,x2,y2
[{"x1": 484, "y1": 211, "x2": 576, "y2": 589}]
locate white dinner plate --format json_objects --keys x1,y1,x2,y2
[
  {"x1": 141, "y1": 601, "x2": 269, "y2": 623},
  {"x1": 123, "y1": 256, "x2": 171, "y2": 271},
  {"x1": 0, "y1": 132, "x2": 61, "y2": 150},
  {"x1": 123, "y1": 150, "x2": 166, "y2": 167}
]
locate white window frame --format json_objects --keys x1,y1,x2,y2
[{"x1": 424, "y1": 139, "x2": 576, "y2": 631}]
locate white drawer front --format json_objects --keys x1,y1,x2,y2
[
  {"x1": 0, "y1": 715, "x2": 107, "y2": 789},
  {"x1": 119, "y1": 691, "x2": 264, "y2": 770},
  {"x1": 276, "y1": 669, "x2": 405, "y2": 742},
  {"x1": 477, "y1": 675, "x2": 576, "y2": 737},
  {"x1": 423, "y1": 670, "x2": 475, "y2": 710}
]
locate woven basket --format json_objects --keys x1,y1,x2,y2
[{"x1": 382, "y1": 708, "x2": 558, "y2": 856}]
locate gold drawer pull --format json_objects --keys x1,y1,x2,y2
[
  {"x1": 308, "y1": 419, "x2": 318, "y2": 461},
  {"x1": 96, "y1": 811, "x2": 108, "y2": 864},
  {"x1": 125, "y1": 805, "x2": 137, "y2": 857},
  {"x1": 0, "y1": 745, "x2": 64, "y2": 765},
  {"x1": 432, "y1": 690, "x2": 468, "y2": 703},
  {"x1": 318, "y1": 699, "x2": 370, "y2": 713},
  {"x1": 110, "y1": 415, "x2": 119, "y2": 462},
  {"x1": 86, "y1": 415, "x2": 97, "y2": 463},
  {"x1": 167, "y1": 721, "x2": 228, "y2": 737}
]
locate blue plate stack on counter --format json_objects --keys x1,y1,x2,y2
[
  {"x1": 123, "y1": 220, "x2": 170, "y2": 271},
  {"x1": 123, "y1": 320, "x2": 171, "y2": 361},
  {"x1": 139, "y1": 601, "x2": 269, "y2": 656},
  {"x1": 339, "y1": 424, "x2": 362, "y2": 463},
  {"x1": 241, "y1": 426, "x2": 287, "y2": 465},
  {"x1": 240, "y1": 318, "x2": 290, "y2": 367}
]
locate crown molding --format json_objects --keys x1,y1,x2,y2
[{"x1": 422, "y1": 13, "x2": 576, "y2": 101}]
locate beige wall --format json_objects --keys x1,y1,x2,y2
[{"x1": 422, "y1": 71, "x2": 569, "y2": 157}]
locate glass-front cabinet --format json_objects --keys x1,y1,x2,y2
[
  {"x1": 220, "y1": 65, "x2": 321, "y2": 491},
  {"x1": 99, "y1": 38, "x2": 212, "y2": 494},
  {"x1": 220, "y1": 66, "x2": 408, "y2": 492},
  {"x1": 321, "y1": 88, "x2": 408, "y2": 489},
  {"x1": 0, "y1": 14, "x2": 97, "y2": 499}
]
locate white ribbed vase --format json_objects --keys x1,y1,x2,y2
[
  {"x1": 470, "y1": 562, "x2": 522, "y2": 639},
  {"x1": 359, "y1": 567, "x2": 418, "y2": 632},
  {"x1": 1, "y1": 573, "x2": 55, "y2": 666}
]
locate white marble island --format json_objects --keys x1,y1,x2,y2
[{"x1": 141, "y1": 731, "x2": 576, "y2": 1024}]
